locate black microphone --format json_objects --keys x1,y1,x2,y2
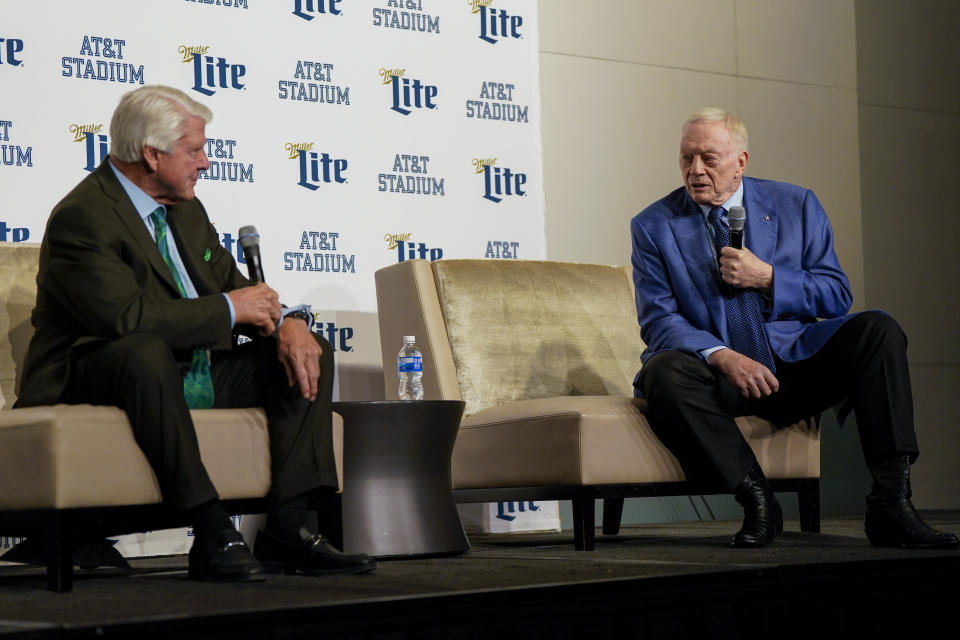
[
  {"x1": 238, "y1": 225, "x2": 265, "y2": 283},
  {"x1": 728, "y1": 205, "x2": 746, "y2": 249}
]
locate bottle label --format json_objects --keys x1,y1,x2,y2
[{"x1": 398, "y1": 356, "x2": 422, "y2": 373}]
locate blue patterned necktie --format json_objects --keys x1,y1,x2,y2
[
  {"x1": 150, "y1": 208, "x2": 215, "y2": 409},
  {"x1": 708, "y1": 206, "x2": 776, "y2": 373}
]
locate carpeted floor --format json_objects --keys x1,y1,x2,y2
[{"x1": 1, "y1": 512, "x2": 958, "y2": 638}]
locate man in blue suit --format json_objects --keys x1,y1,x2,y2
[{"x1": 631, "y1": 107, "x2": 956, "y2": 549}]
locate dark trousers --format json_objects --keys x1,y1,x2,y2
[
  {"x1": 65, "y1": 332, "x2": 338, "y2": 511},
  {"x1": 636, "y1": 311, "x2": 919, "y2": 491}
]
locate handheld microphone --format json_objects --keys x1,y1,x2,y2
[
  {"x1": 728, "y1": 206, "x2": 746, "y2": 249},
  {"x1": 238, "y1": 225, "x2": 265, "y2": 284}
]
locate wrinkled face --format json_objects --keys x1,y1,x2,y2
[
  {"x1": 148, "y1": 114, "x2": 210, "y2": 204},
  {"x1": 679, "y1": 121, "x2": 748, "y2": 206}
]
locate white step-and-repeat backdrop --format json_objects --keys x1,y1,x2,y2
[{"x1": 1, "y1": 0, "x2": 558, "y2": 557}]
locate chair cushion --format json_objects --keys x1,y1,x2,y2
[
  {"x1": 0, "y1": 405, "x2": 272, "y2": 510},
  {"x1": 453, "y1": 396, "x2": 819, "y2": 489}
]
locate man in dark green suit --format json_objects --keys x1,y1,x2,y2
[{"x1": 16, "y1": 85, "x2": 375, "y2": 581}]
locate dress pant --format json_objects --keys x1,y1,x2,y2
[
  {"x1": 636, "y1": 311, "x2": 919, "y2": 490},
  {"x1": 65, "y1": 331, "x2": 337, "y2": 511}
]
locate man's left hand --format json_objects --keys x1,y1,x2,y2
[
  {"x1": 276, "y1": 317, "x2": 323, "y2": 401},
  {"x1": 718, "y1": 246, "x2": 773, "y2": 292}
]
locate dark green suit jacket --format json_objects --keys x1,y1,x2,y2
[{"x1": 17, "y1": 159, "x2": 249, "y2": 407}]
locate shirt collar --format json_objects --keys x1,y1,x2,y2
[
  {"x1": 697, "y1": 180, "x2": 745, "y2": 219},
  {"x1": 108, "y1": 159, "x2": 165, "y2": 222}
]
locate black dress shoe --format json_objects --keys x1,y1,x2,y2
[
  {"x1": 866, "y1": 504, "x2": 960, "y2": 549},
  {"x1": 188, "y1": 528, "x2": 265, "y2": 583},
  {"x1": 865, "y1": 455, "x2": 959, "y2": 549},
  {"x1": 731, "y1": 462, "x2": 783, "y2": 548},
  {"x1": 254, "y1": 527, "x2": 377, "y2": 576}
]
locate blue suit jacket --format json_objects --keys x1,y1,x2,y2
[{"x1": 630, "y1": 177, "x2": 855, "y2": 387}]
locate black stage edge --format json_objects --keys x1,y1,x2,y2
[{"x1": 2, "y1": 513, "x2": 959, "y2": 639}]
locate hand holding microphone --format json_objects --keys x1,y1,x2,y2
[
  {"x1": 718, "y1": 206, "x2": 773, "y2": 292},
  {"x1": 228, "y1": 225, "x2": 281, "y2": 334},
  {"x1": 234, "y1": 226, "x2": 322, "y2": 400}
]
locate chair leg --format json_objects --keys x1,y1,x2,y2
[
  {"x1": 572, "y1": 496, "x2": 595, "y2": 551},
  {"x1": 602, "y1": 497, "x2": 624, "y2": 535},
  {"x1": 798, "y1": 479, "x2": 821, "y2": 533},
  {"x1": 44, "y1": 513, "x2": 73, "y2": 592}
]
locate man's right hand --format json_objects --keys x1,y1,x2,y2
[
  {"x1": 708, "y1": 348, "x2": 779, "y2": 399},
  {"x1": 227, "y1": 283, "x2": 282, "y2": 336}
]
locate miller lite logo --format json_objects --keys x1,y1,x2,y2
[
  {"x1": 385, "y1": 232, "x2": 443, "y2": 262},
  {"x1": 293, "y1": 0, "x2": 342, "y2": 20},
  {"x1": 219, "y1": 232, "x2": 247, "y2": 265},
  {"x1": 0, "y1": 37, "x2": 24, "y2": 66},
  {"x1": 379, "y1": 68, "x2": 438, "y2": 116},
  {"x1": 473, "y1": 158, "x2": 526, "y2": 203},
  {"x1": 313, "y1": 318, "x2": 354, "y2": 352},
  {"x1": 497, "y1": 501, "x2": 540, "y2": 522},
  {"x1": 0, "y1": 221, "x2": 31, "y2": 243},
  {"x1": 180, "y1": 45, "x2": 246, "y2": 96},
  {"x1": 285, "y1": 142, "x2": 348, "y2": 190},
  {"x1": 71, "y1": 124, "x2": 108, "y2": 173},
  {"x1": 470, "y1": 0, "x2": 523, "y2": 44}
]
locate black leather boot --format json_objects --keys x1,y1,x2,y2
[
  {"x1": 731, "y1": 462, "x2": 783, "y2": 548},
  {"x1": 864, "y1": 455, "x2": 958, "y2": 549}
]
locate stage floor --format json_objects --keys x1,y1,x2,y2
[{"x1": 1, "y1": 511, "x2": 959, "y2": 638}]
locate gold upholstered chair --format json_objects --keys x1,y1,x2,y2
[{"x1": 374, "y1": 258, "x2": 821, "y2": 550}]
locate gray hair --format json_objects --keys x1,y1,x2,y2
[
  {"x1": 109, "y1": 85, "x2": 212, "y2": 163},
  {"x1": 682, "y1": 107, "x2": 748, "y2": 152}
]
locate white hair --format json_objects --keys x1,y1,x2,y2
[
  {"x1": 682, "y1": 107, "x2": 748, "y2": 152},
  {"x1": 109, "y1": 85, "x2": 212, "y2": 163}
]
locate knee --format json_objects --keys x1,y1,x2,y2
[
  {"x1": 641, "y1": 351, "x2": 713, "y2": 403},
  {"x1": 108, "y1": 334, "x2": 182, "y2": 389},
  {"x1": 852, "y1": 311, "x2": 907, "y2": 351},
  {"x1": 113, "y1": 334, "x2": 178, "y2": 372}
]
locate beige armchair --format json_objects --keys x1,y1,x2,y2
[
  {"x1": 0, "y1": 243, "x2": 343, "y2": 591},
  {"x1": 375, "y1": 258, "x2": 820, "y2": 549}
]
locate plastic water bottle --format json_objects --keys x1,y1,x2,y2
[{"x1": 397, "y1": 336, "x2": 423, "y2": 400}]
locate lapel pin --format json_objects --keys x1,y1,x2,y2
[
  {"x1": 203, "y1": 248, "x2": 211, "y2": 261},
  {"x1": 763, "y1": 215, "x2": 771, "y2": 222}
]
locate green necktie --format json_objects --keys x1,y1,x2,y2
[{"x1": 150, "y1": 208, "x2": 215, "y2": 409}]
